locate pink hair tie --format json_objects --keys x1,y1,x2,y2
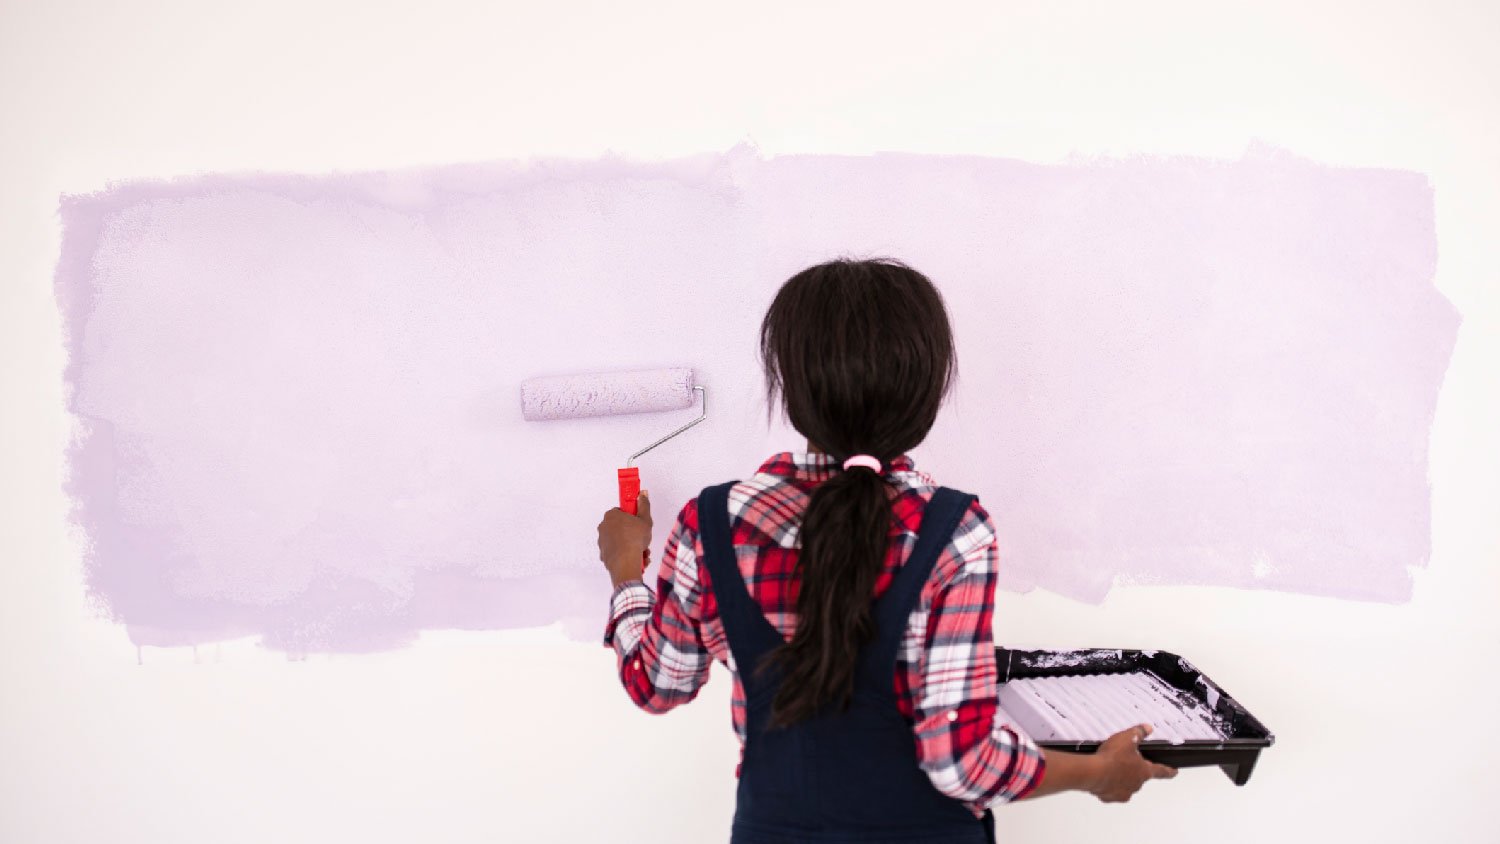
[{"x1": 842, "y1": 454, "x2": 883, "y2": 473}]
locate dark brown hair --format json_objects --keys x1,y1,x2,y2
[{"x1": 757, "y1": 257, "x2": 957, "y2": 728}]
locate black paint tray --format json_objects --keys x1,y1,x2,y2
[{"x1": 995, "y1": 647, "x2": 1274, "y2": 785}]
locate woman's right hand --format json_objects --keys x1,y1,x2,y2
[{"x1": 1088, "y1": 723, "x2": 1178, "y2": 803}]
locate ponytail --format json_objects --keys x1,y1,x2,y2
[
  {"x1": 756, "y1": 257, "x2": 956, "y2": 728},
  {"x1": 762, "y1": 463, "x2": 891, "y2": 728}
]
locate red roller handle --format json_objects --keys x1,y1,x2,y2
[{"x1": 618, "y1": 467, "x2": 649, "y2": 572}]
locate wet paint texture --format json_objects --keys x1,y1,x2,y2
[
  {"x1": 999, "y1": 673, "x2": 1225, "y2": 743},
  {"x1": 54, "y1": 145, "x2": 1460, "y2": 651}
]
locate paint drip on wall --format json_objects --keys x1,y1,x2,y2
[{"x1": 53, "y1": 143, "x2": 1461, "y2": 652}]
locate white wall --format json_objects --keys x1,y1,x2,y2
[{"x1": 2, "y1": 1, "x2": 1496, "y2": 841}]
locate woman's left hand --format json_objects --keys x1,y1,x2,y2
[{"x1": 597, "y1": 491, "x2": 653, "y2": 587}]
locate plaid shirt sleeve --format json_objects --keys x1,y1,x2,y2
[
  {"x1": 911, "y1": 499, "x2": 1048, "y2": 813},
  {"x1": 601, "y1": 497, "x2": 713, "y2": 714}
]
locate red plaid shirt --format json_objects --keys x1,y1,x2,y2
[{"x1": 603, "y1": 451, "x2": 1046, "y2": 815}]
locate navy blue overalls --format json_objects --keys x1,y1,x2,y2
[{"x1": 697, "y1": 481, "x2": 997, "y2": 844}]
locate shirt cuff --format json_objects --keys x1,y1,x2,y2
[
  {"x1": 998, "y1": 725, "x2": 1048, "y2": 803},
  {"x1": 601, "y1": 579, "x2": 652, "y2": 649},
  {"x1": 1011, "y1": 746, "x2": 1047, "y2": 801}
]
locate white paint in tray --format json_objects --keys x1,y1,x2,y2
[{"x1": 998, "y1": 671, "x2": 1226, "y2": 745}]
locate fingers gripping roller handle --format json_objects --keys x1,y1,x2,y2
[{"x1": 618, "y1": 467, "x2": 648, "y2": 569}]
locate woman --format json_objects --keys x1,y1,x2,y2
[{"x1": 598, "y1": 258, "x2": 1175, "y2": 842}]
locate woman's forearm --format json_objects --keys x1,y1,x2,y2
[{"x1": 1016, "y1": 749, "x2": 1102, "y2": 799}]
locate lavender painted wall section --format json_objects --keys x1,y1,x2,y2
[{"x1": 54, "y1": 145, "x2": 1459, "y2": 652}]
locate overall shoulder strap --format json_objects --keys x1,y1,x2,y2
[
  {"x1": 695, "y1": 481, "x2": 785, "y2": 689},
  {"x1": 859, "y1": 487, "x2": 975, "y2": 691}
]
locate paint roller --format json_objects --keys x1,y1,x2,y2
[{"x1": 520, "y1": 366, "x2": 707, "y2": 524}]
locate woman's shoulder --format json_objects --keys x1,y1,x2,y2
[
  {"x1": 889, "y1": 466, "x2": 994, "y2": 531},
  {"x1": 889, "y1": 475, "x2": 998, "y2": 587},
  {"x1": 724, "y1": 469, "x2": 806, "y2": 550},
  {"x1": 671, "y1": 473, "x2": 798, "y2": 547},
  {"x1": 949, "y1": 492, "x2": 997, "y2": 557}
]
